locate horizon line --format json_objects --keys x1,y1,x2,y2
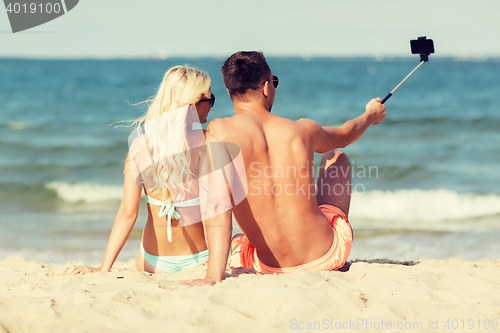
[{"x1": 1, "y1": 54, "x2": 499, "y2": 62}]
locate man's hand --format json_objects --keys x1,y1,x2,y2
[
  {"x1": 365, "y1": 98, "x2": 386, "y2": 125},
  {"x1": 65, "y1": 265, "x2": 102, "y2": 275},
  {"x1": 177, "y1": 276, "x2": 220, "y2": 287}
]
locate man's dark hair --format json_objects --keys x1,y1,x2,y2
[{"x1": 220, "y1": 51, "x2": 271, "y2": 97}]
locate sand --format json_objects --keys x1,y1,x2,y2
[{"x1": 1, "y1": 256, "x2": 499, "y2": 333}]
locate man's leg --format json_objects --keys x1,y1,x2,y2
[{"x1": 316, "y1": 150, "x2": 351, "y2": 216}]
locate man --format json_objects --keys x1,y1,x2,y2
[{"x1": 208, "y1": 51, "x2": 386, "y2": 273}]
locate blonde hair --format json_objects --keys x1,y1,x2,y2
[{"x1": 132, "y1": 65, "x2": 211, "y2": 201}]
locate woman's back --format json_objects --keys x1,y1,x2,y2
[
  {"x1": 129, "y1": 104, "x2": 209, "y2": 256},
  {"x1": 66, "y1": 65, "x2": 230, "y2": 278}
]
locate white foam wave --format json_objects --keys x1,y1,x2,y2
[
  {"x1": 6, "y1": 122, "x2": 32, "y2": 130},
  {"x1": 45, "y1": 181, "x2": 124, "y2": 203},
  {"x1": 350, "y1": 189, "x2": 500, "y2": 223},
  {"x1": 45, "y1": 183, "x2": 500, "y2": 224}
]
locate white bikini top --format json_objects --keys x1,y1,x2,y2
[{"x1": 144, "y1": 194, "x2": 200, "y2": 243}]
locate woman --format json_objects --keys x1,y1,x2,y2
[{"x1": 66, "y1": 66, "x2": 232, "y2": 285}]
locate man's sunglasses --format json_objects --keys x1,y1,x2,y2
[
  {"x1": 271, "y1": 75, "x2": 279, "y2": 88},
  {"x1": 264, "y1": 75, "x2": 279, "y2": 88},
  {"x1": 198, "y1": 93, "x2": 215, "y2": 107}
]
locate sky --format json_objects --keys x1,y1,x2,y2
[{"x1": 1, "y1": 0, "x2": 499, "y2": 59}]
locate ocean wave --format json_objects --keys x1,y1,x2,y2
[
  {"x1": 1, "y1": 122, "x2": 33, "y2": 130},
  {"x1": 44, "y1": 182, "x2": 500, "y2": 223},
  {"x1": 45, "y1": 181, "x2": 124, "y2": 203},
  {"x1": 0, "y1": 140, "x2": 128, "y2": 154},
  {"x1": 382, "y1": 116, "x2": 500, "y2": 128},
  {"x1": 350, "y1": 189, "x2": 500, "y2": 223}
]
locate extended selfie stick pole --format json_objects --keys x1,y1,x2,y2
[
  {"x1": 381, "y1": 36, "x2": 434, "y2": 104},
  {"x1": 381, "y1": 60, "x2": 425, "y2": 104}
]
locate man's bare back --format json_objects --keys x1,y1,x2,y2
[
  {"x1": 210, "y1": 110, "x2": 334, "y2": 268},
  {"x1": 213, "y1": 51, "x2": 386, "y2": 271}
]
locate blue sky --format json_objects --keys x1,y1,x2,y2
[{"x1": 1, "y1": 0, "x2": 499, "y2": 59}]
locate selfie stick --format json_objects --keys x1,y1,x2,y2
[
  {"x1": 381, "y1": 61, "x2": 425, "y2": 104},
  {"x1": 381, "y1": 36, "x2": 434, "y2": 104}
]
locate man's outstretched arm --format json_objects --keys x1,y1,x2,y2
[{"x1": 303, "y1": 98, "x2": 386, "y2": 153}]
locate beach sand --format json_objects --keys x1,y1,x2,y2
[{"x1": 0, "y1": 256, "x2": 499, "y2": 333}]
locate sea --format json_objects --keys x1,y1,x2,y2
[{"x1": 1, "y1": 57, "x2": 499, "y2": 265}]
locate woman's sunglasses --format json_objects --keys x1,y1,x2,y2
[{"x1": 198, "y1": 93, "x2": 216, "y2": 107}]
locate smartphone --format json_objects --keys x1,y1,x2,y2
[{"x1": 411, "y1": 37, "x2": 435, "y2": 55}]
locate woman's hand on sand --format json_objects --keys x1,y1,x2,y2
[{"x1": 65, "y1": 265, "x2": 101, "y2": 276}]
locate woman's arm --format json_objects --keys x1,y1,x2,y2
[{"x1": 66, "y1": 158, "x2": 142, "y2": 275}]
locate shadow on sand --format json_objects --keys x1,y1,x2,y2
[
  {"x1": 223, "y1": 259, "x2": 418, "y2": 277},
  {"x1": 337, "y1": 259, "x2": 419, "y2": 272}
]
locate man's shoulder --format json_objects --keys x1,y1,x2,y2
[
  {"x1": 293, "y1": 118, "x2": 323, "y2": 136},
  {"x1": 269, "y1": 116, "x2": 318, "y2": 128},
  {"x1": 206, "y1": 116, "x2": 237, "y2": 141},
  {"x1": 208, "y1": 115, "x2": 234, "y2": 128},
  {"x1": 295, "y1": 117, "x2": 320, "y2": 127}
]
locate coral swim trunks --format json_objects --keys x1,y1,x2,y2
[{"x1": 229, "y1": 204, "x2": 353, "y2": 273}]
